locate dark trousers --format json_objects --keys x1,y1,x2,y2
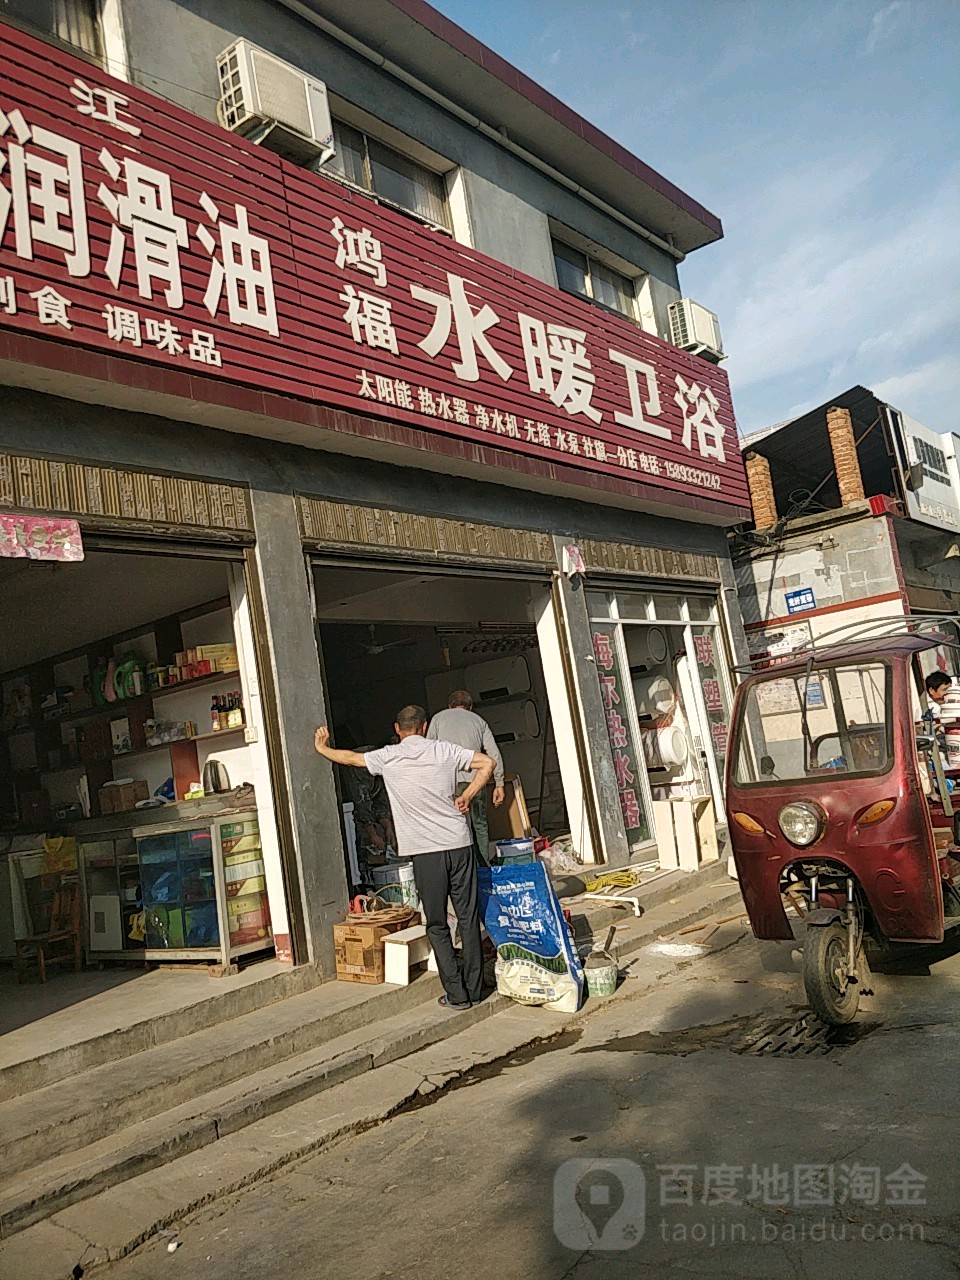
[{"x1": 412, "y1": 845, "x2": 483, "y2": 1005}]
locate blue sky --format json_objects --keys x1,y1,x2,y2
[{"x1": 432, "y1": 1, "x2": 960, "y2": 439}]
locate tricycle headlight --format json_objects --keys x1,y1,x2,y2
[{"x1": 778, "y1": 802, "x2": 823, "y2": 847}]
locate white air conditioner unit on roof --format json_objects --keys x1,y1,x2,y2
[
  {"x1": 216, "y1": 39, "x2": 335, "y2": 166},
  {"x1": 668, "y1": 298, "x2": 725, "y2": 363}
]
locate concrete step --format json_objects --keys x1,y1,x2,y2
[
  {"x1": 0, "y1": 960, "x2": 325, "y2": 1103},
  {"x1": 0, "y1": 988, "x2": 508, "y2": 1240},
  {"x1": 0, "y1": 876, "x2": 749, "y2": 1279},
  {"x1": 0, "y1": 968, "x2": 447, "y2": 1179}
]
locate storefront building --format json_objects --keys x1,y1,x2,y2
[
  {"x1": 0, "y1": 2, "x2": 750, "y2": 975},
  {"x1": 737, "y1": 387, "x2": 960, "y2": 679}
]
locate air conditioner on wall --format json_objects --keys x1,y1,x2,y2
[
  {"x1": 667, "y1": 298, "x2": 725, "y2": 363},
  {"x1": 216, "y1": 39, "x2": 335, "y2": 166}
]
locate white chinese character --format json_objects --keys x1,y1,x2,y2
[
  {"x1": 30, "y1": 285, "x2": 72, "y2": 329},
  {"x1": 504, "y1": 414, "x2": 520, "y2": 438},
  {"x1": 519, "y1": 316, "x2": 601, "y2": 424},
  {"x1": 554, "y1": 428, "x2": 568, "y2": 452},
  {"x1": 375, "y1": 375, "x2": 396, "y2": 404},
  {"x1": 537, "y1": 422, "x2": 551, "y2": 447},
  {"x1": 475, "y1": 405, "x2": 490, "y2": 431},
  {"x1": 418, "y1": 386, "x2": 437, "y2": 415},
  {"x1": 609, "y1": 349, "x2": 667, "y2": 438},
  {"x1": 412, "y1": 272, "x2": 512, "y2": 382},
  {"x1": 625, "y1": 448, "x2": 638, "y2": 471},
  {"x1": 145, "y1": 317, "x2": 184, "y2": 355},
  {"x1": 70, "y1": 78, "x2": 141, "y2": 136},
  {"x1": 452, "y1": 397, "x2": 470, "y2": 425},
  {"x1": 702, "y1": 1165, "x2": 743, "y2": 1206},
  {"x1": 340, "y1": 284, "x2": 398, "y2": 354},
  {"x1": 884, "y1": 1163, "x2": 927, "y2": 1206},
  {"x1": 436, "y1": 393, "x2": 453, "y2": 420},
  {"x1": 746, "y1": 1163, "x2": 790, "y2": 1207},
  {"x1": 657, "y1": 1165, "x2": 697, "y2": 1207},
  {"x1": 595, "y1": 440, "x2": 607, "y2": 462},
  {"x1": 357, "y1": 369, "x2": 376, "y2": 398},
  {"x1": 581, "y1": 436, "x2": 596, "y2": 459},
  {"x1": 395, "y1": 380, "x2": 414, "y2": 409},
  {"x1": 0, "y1": 274, "x2": 15, "y2": 314},
  {"x1": 102, "y1": 304, "x2": 142, "y2": 346},
  {"x1": 675, "y1": 375, "x2": 726, "y2": 462},
  {"x1": 98, "y1": 151, "x2": 189, "y2": 307},
  {"x1": 837, "y1": 1164, "x2": 881, "y2": 1207},
  {"x1": 794, "y1": 1164, "x2": 834, "y2": 1207},
  {"x1": 566, "y1": 431, "x2": 579, "y2": 454},
  {"x1": 0, "y1": 108, "x2": 90, "y2": 277},
  {"x1": 330, "y1": 216, "x2": 386, "y2": 288},
  {"x1": 197, "y1": 193, "x2": 278, "y2": 336},
  {"x1": 188, "y1": 330, "x2": 222, "y2": 366}
]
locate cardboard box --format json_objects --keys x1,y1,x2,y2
[
  {"x1": 333, "y1": 913, "x2": 417, "y2": 984},
  {"x1": 99, "y1": 780, "x2": 149, "y2": 814}
]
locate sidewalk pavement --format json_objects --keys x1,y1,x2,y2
[{"x1": 0, "y1": 868, "x2": 746, "y2": 1280}]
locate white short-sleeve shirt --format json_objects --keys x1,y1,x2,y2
[{"x1": 365, "y1": 735, "x2": 474, "y2": 856}]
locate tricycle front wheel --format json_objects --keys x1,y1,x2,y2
[{"x1": 803, "y1": 923, "x2": 860, "y2": 1024}]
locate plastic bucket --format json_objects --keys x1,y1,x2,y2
[
  {"x1": 369, "y1": 860, "x2": 418, "y2": 909},
  {"x1": 495, "y1": 837, "x2": 536, "y2": 865},
  {"x1": 583, "y1": 949, "x2": 618, "y2": 997}
]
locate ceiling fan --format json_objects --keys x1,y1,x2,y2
[{"x1": 355, "y1": 624, "x2": 418, "y2": 656}]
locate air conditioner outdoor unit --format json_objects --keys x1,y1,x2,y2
[
  {"x1": 216, "y1": 39, "x2": 335, "y2": 166},
  {"x1": 668, "y1": 298, "x2": 725, "y2": 363}
]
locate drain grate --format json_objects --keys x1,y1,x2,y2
[{"x1": 736, "y1": 1013, "x2": 879, "y2": 1057}]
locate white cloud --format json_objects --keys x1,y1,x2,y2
[
  {"x1": 863, "y1": 1, "x2": 907, "y2": 55},
  {"x1": 684, "y1": 154, "x2": 960, "y2": 436}
]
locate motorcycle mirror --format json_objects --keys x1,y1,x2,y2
[{"x1": 760, "y1": 755, "x2": 776, "y2": 777}]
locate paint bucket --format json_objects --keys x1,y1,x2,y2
[
  {"x1": 947, "y1": 728, "x2": 960, "y2": 770},
  {"x1": 495, "y1": 837, "x2": 536, "y2": 865},
  {"x1": 583, "y1": 948, "x2": 618, "y2": 998},
  {"x1": 369, "y1": 860, "x2": 418, "y2": 909}
]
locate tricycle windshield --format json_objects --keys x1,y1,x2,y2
[{"x1": 732, "y1": 661, "x2": 891, "y2": 786}]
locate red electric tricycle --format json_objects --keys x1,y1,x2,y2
[{"x1": 726, "y1": 617, "x2": 960, "y2": 1024}]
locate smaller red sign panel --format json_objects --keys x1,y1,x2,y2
[
  {"x1": 0, "y1": 514, "x2": 83, "y2": 560},
  {"x1": 0, "y1": 24, "x2": 748, "y2": 515}
]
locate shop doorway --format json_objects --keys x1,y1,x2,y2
[
  {"x1": 0, "y1": 543, "x2": 289, "y2": 994},
  {"x1": 588, "y1": 588, "x2": 734, "y2": 857},
  {"x1": 312, "y1": 563, "x2": 570, "y2": 881}
]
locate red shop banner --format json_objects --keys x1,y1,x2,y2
[
  {"x1": 0, "y1": 514, "x2": 83, "y2": 560},
  {"x1": 0, "y1": 24, "x2": 748, "y2": 515}
]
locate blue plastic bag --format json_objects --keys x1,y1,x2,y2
[{"x1": 477, "y1": 861, "x2": 583, "y2": 1012}]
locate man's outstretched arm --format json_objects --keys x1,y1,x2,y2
[{"x1": 314, "y1": 726, "x2": 367, "y2": 768}]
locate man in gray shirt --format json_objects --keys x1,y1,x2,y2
[
  {"x1": 427, "y1": 691, "x2": 505, "y2": 865},
  {"x1": 315, "y1": 705, "x2": 495, "y2": 1009}
]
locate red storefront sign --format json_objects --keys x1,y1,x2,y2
[
  {"x1": 0, "y1": 514, "x2": 83, "y2": 560},
  {"x1": 0, "y1": 24, "x2": 748, "y2": 516}
]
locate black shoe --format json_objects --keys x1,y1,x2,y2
[{"x1": 438, "y1": 995, "x2": 471, "y2": 1010}]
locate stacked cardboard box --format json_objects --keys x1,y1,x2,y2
[{"x1": 99, "y1": 780, "x2": 149, "y2": 813}]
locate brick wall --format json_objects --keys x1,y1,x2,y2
[
  {"x1": 826, "y1": 406, "x2": 866, "y2": 506},
  {"x1": 745, "y1": 452, "x2": 778, "y2": 529}
]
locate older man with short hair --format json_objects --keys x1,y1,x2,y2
[
  {"x1": 315, "y1": 705, "x2": 495, "y2": 1009},
  {"x1": 427, "y1": 690, "x2": 505, "y2": 864}
]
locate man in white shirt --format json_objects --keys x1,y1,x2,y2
[
  {"x1": 427, "y1": 690, "x2": 505, "y2": 864},
  {"x1": 315, "y1": 705, "x2": 495, "y2": 1009}
]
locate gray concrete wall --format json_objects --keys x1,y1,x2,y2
[
  {"x1": 733, "y1": 507, "x2": 899, "y2": 627},
  {"x1": 119, "y1": 0, "x2": 681, "y2": 292}
]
